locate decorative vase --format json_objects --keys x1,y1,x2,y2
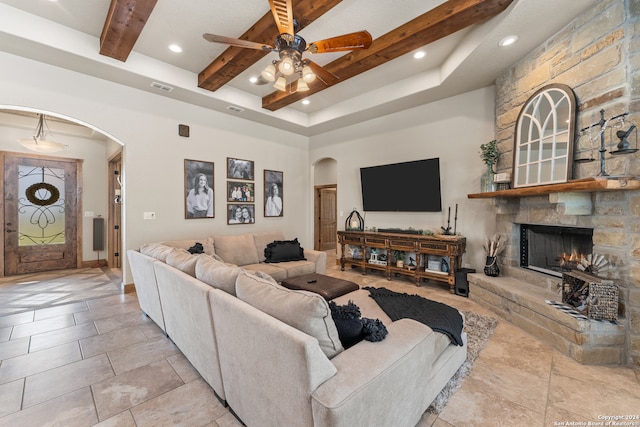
[
  {"x1": 484, "y1": 256, "x2": 500, "y2": 277},
  {"x1": 396, "y1": 260, "x2": 404, "y2": 268},
  {"x1": 480, "y1": 164, "x2": 496, "y2": 192}
]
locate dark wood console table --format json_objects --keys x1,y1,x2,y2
[{"x1": 337, "y1": 231, "x2": 466, "y2": 293}]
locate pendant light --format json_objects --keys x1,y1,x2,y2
[{"x1": 18, "y1": 114, "x2": 67, "y2": 153}]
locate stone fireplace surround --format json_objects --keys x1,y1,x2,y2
[{"x1": 468, "y1": 184, "x2": 636, "y2": 365}]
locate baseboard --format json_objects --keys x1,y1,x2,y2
[{"x1": 80, "y1": 260, "x2": 107, "y2": 268}]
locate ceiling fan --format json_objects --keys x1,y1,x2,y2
[{"x1": 203, "y1": 0, "x2": 372, "y2": 93}]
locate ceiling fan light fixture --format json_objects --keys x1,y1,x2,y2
[
  {"x1": 273, "y1": 76, "x2": 287, "y2": 92},
  {"x1": 18, "y1": 114, "x2": 67, "y2": 154},
  {"x1": 296, "y1": 79, "x2": 309, "y2": 92},
  {"x1": 302, "y1": 66, "x2": 316, "y2": 83},
  {"x1": 261, "y1": 64, "x2": 277, "y2": 82},
  {"x1": 278, "y1": 56, "x2": 295, "y2": 76}
]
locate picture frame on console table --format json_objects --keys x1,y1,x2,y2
[
  {"x1": 227, "y1": 204, "x2": 255, "y2": 225},
  {"x1": 264, "y1": 170, "x2": 283, "y2": 217},
  {"x1": 184, "y1": 159, "x2": 214, "y2": 219}
]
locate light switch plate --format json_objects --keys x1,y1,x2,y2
[{"x1": 143, "y1": 212, "x2": 156, "y2": 220}]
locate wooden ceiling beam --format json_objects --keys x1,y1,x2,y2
[
  {"x1": 99, "y1": 0, "x2": 158, "y2": 62},
  {"x1": 198, "y1": 0, "x2": 344, "y2": 92},
  {"x1": 262, "y1": 0, "x2": 512, "y2": 111}
]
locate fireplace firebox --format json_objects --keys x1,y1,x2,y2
[{"x1": 520, "y1": 224, "x2": 593, "y2": 277}]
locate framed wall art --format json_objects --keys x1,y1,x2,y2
[
  {"x1": 184, "y1": 159, "x2": 214, "y2": 219},
  {"x1": 227, "y1": 204, "x2": 255, "y2": 225},
  {"x1": 227, "y1": 181, "x2": 254, "y2": 202},
  {"x1": 264, "y1": 169, "x2": 283, "y2": 217},
  {"x1": 227, "y1": 157, "x2": 255, "y2": 180}
]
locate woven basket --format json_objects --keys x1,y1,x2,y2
[
  {"x1": 588, "y1": 281, "x2": 618, "y2": 321},
  {"x1": 562, "y1": 271, "x2": 618, "y2": 321}
]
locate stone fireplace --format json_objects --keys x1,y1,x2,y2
[
  {"x1": 467, "y1": 189, "x2": 633, "y2": 365},
  {"x1": 478, "y1": 0, "x2": 639, "y2": 366}
]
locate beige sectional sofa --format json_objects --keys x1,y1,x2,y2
[{"x1": 127, "y1": 231, "x2": 467, "y2": 427}]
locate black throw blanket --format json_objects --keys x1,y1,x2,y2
[{"x1": 364, "y1": 287, "x2": 464, "y2": 346}]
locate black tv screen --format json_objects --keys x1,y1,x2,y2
[{"x1": 360, "y1": 158, "x2": 442, "y2": 212}]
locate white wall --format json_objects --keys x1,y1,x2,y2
[
  {"x1": 0, "y1": 52, "x2": 309, "y2": 284},
  {"x1": 309, "y1": 87, "x2": 497, "y2": 271}
]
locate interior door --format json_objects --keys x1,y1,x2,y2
[
  {"x1": 108, "y1": 153, "x2": 122, "y2": 269},
  {"x1": 314, "y1": 185, "x2": 337, "y2": 251},
  {"x1": 3, "y1": 153, "x2": 80, "y2": 275}
]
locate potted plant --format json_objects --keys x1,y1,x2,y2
[
  {"x1": 480, "y1": 139, "x2": 500, "y2": 192},
  {"x1": 393, "y1": 250, "x2": 405, "y2": 268}
]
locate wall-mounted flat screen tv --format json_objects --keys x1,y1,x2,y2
[{"x1": 360, "y1": 158, "x2": 442, "y2": 212}]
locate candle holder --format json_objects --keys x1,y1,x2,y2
[
  {"x1": 440, "y1": 204, "x2": 458, "y2": 235},
  {"x1": 345, "y1": 208, "x2": 364, "y2": 231}
]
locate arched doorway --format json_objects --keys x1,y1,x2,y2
[{"x1": 0, "y1": 107, "x2": 123, "y2": 276}]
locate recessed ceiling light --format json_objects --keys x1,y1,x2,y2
[
  {"x1": 169, "y1": 44, "x2": 183, "y2": 53},
  {"x1": 413, "y1": 51, "x2": 426, "y2": 59},
  {"x1": 249, "y1": 76, "x2": 258, "y2": 84},
  {"x1": 498, "y1": 35, "x2": 518, "y2": 47},
  {"x1": 302, "y1": 100, "x2": 310, "y2": 105}
]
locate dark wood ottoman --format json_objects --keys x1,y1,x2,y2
[{"x1": 280, "y1": 273, "x2": 359, "y2": 300}]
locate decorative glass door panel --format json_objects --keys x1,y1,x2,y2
[
  {"x1": 3, "y1": 154, "x2": 79, "y2": 275},
  {"x1": 18, "y1": 165, "x2": 66, "y2": 246}
]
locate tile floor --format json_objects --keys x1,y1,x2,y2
[{"x1": 0, "y1": 256, "x2": 639, "y2": 426}]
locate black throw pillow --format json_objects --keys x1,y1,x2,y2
[
  {"x1": 187, "y1": 242, "x2": 204, "y2": 254},
  {"x1": 264, "y1": 238, "x2": 306, "y2": 263},
  {"x1": 329, "y1": 300, "x2": 388, "y2": 349}
]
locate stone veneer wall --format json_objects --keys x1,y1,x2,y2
[{"x1": 491, "y1": 0, "x2": 640, "y2": 365}]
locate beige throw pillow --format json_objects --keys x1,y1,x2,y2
[{"x1": 235, "y1": 271, "x2": 343, "y2": 359}]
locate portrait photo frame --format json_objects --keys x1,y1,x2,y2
[
  {"x1": 227, "y1": 204, "x2": 255, "y2": 225},
  {"x1": 227, "y1": 157, "x2": 255, "y2": 181},
  {"x1": 184, "y1": 159, "x2": 214, "y2": 219},
  {"x1": 264, "y1": 170, "x2": 283, "y2": 217},
  {"x1": 227, "y1": 181, "x2": 255, "y2": 202}
]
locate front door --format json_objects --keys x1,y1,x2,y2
[{"x1": 3, "y1": 153, "x2": 80, "y2": 275}]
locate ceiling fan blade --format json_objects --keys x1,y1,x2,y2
[
  {"x1": 308, "y1": 31, "x2": 372, "y2": 54},
  {"x1": 203, "y1": 33, "x2": 273, "y2": 51},
  {"x1": 268, "y1": 0, "x2": 295, "y2": 39},
  {"x1": 307, "y1": 60, "x2": 339, "y2": 86}
]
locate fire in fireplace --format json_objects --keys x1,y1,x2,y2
[{"x1": 520, "y1": 224, "x2": 594, "y2": 277}]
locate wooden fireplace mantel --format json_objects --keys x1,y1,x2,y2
[{"x1": 467, "y1": 177, "x2": 640, "y2": 199}]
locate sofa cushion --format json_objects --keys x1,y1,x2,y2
[
  {"x1": 242, "y1": 263, "x2": 288, "y2": 282},
  {"x1": 264, "y1": 238, "x2": 306, "y2": 263},
  {"x1": 214, "y1": 233, "x2": 259, "y2": 266},
  {"x1": 196, "y1": 255, "x2": 243, "y2": 296},
  {"x1": 165, "y1": 250, "x2": 200, "y2": 277},
  {"x1": 139, "y1": 243, "x2": 176, "y2": 262},
  {"x1": 268, "y1": 260, "x2": 316, "y2": 278},
  {"x1": 235, "y1": 271, "x2": 343, "y2": 359},
  {"x1": 252, "y1": 231, "x2": 285, "y2": 262}
]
